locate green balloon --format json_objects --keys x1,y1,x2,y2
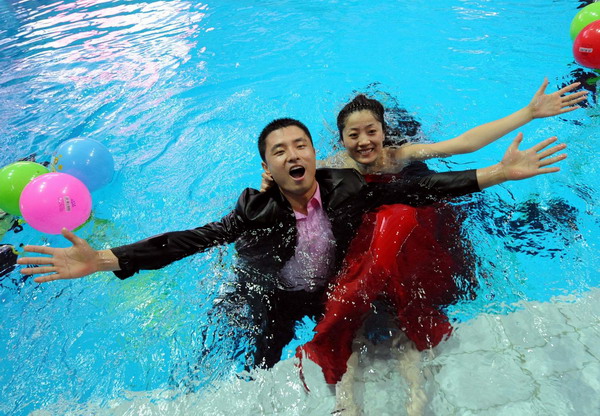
[
  {"x1": 0, "y1": 161, "x2": 50, "y2": 216},
  {"x1": 570, "y1": 3, "x2": 600, "y2": 40}
]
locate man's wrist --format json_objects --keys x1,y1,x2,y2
[
  {"x1": 476, "y1": 163, "x2": 508, "y2": 190},
  {"x1": 96, "y1": 249, "x2": 120, "y2": 272}
]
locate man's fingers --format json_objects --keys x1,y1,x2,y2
[
  {"x1": 21, "y1": 266, "x2": 57, "y2": 275},
  {"x1": 21, "y1": 245, "x2": 55, "y2": 255},
  {"x1": 536, "y1": 167, "x2": 561, "y2": 175},
  {"x1": 62, "y1": 228, "x2": 81, "y2": 246},
  {"x1": 530, "y1": 136, "x2": 558, "y2": 153},
  {"x1": 509, "y1": 132, "x2": 524, "y2": 150},
  {"x1": 17, "y1": 257, "x2": 54, "y2": 266},
  {"x1": 34, "y1": 274, "x2": 62, "y2": 283},
  {"x1": 539, "y1": 154, "x2": 567, "y2": 167},
  {"x1": 537, "y1": 143, "x2": 566, "y2": 159}
]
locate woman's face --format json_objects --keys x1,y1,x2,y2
[{"x1": 341, "y1": 110, "x2": 385, "y2": 165}]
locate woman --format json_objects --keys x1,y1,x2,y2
[{"x1": 293, "y1": 79, "x2": 586, "y2": 390}]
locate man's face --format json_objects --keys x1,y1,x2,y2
[{"x1": 262, "y1": 125, "x2": 317, "y2": 200}]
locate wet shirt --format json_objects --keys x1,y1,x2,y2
[{"x1": 279, "y1": 184, "x2": 336, "y2": 292}]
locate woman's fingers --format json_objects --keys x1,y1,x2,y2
[
  {"x1": 563, "y1": 89, "x2": 588, "y2": 101},
  {"x1": 559, "y1": 106, "x2": 581, "y2": 114},
  {"x1": 561, "y1": 90, "x2": 588, "y2": 106},
  {"x1": 535, "y1": 78, "x2": 549, "y2": 96},
  {"x1": 557, "y1": 81, "x2": 581, "y2": 94}
]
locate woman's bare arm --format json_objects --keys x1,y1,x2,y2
[{"x1": 396, "y1": 79, "x2": 585, "y2": 162}]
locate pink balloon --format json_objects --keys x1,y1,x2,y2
[{"x1": 19, "y1": 173, "x2": 92, "y2": 234}]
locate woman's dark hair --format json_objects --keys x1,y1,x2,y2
[
  {"x1": 336, "y1": 89, "x2": 423, "y2": 147},
  {"x1": 258, "y1": 118, "x2": 313, "y2": 162},
  {"x1": 336, "y1": 94, "x2": 386, "y2": 141}
]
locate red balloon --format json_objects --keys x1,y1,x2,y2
[{"x1": 573, "y1": 20, "x2": 600, "y2": 69}]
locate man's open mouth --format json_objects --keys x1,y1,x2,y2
[{"x1": 289, "y1": 166, "x2": 305, "y2": 179}]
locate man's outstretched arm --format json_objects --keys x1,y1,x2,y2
[
  {"x1": 19, "y1": 204, "x2": 248, "y2": 283},
  {"x1": 368, "y1": 133, "x2": 566, "y2": 207}
]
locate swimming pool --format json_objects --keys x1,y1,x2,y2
[{"x1": 1, "y1": 0, "x2": 599, "y2": 414}]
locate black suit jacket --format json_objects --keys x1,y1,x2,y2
[{"x1": 111, "y1": 167, "x2": 480, "y2": 291}]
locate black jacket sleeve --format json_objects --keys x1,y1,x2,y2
[
  {"x1": 110, "y1": 199, "x2": 249, "y2": 280},
  {"x1": 366, "y1": 169, "x2": 481, "y2": 207}
]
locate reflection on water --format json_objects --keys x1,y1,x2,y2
[{"x1": 0, "y1": 0, "x2": 209, "y2": 160}]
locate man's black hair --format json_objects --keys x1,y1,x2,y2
[
  {"x1": 336, "y1": 94, "x2": 387, "y2": 141},
  {"x1": 258, "y1": 118, "x2": 313, "y2": 162}
]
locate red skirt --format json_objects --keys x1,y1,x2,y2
[{"x1": 299, "y1": 200, "x2": 473, "y2": 384}]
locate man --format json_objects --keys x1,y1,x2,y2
[{"x1": 18, "y1": 118, "x2": 565, "y2": 370}]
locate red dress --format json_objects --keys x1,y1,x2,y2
[{"x1": 298, "y1": 174, "x2": 475, "y2": 384}]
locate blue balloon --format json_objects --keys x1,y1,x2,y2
[{"x1": 52, "y1": 138, "x2": 115, "y2": 191}]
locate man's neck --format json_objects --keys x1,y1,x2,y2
[{"x1": 281, "y1": 182, "x2": 318, "y2": 215}]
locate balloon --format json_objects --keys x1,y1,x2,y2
[
  {"x1": 573, "y1": 20, "x2": 600, "y2": 69},
  {"x1": 570, "y1": 3, "x2": 600, "y2": 40},
  {"x1": 0, "y1": 162, "x2": 50, "y2": 216},
  {"x1": 52, "y1": 138, "x2": 114, "y2": 191},
  {"x1": 19, "y1": 173, "x2": 92, "y2": 234}
]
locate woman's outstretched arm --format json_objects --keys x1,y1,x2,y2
[{"x1": 397, "y1": 78, "x2": 585, "y2": 161}]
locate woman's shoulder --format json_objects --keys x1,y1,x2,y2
[
  {"x1": 376, "y1": 147, "x2": 411, "y2": 173},
  {"x1": 384, "y1": 143, "x2": 414, "y2": 157}
]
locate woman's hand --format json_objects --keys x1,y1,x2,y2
[
  {"x1": 260, "y1": 171, "x2": 275, "y2": 193},
  {"x1": 529, "y1": 78, "x2": 588, "y2": 119}
]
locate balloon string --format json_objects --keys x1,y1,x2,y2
[{"x1": 10, "y1": 245, "x2": 22, "y2": 256}]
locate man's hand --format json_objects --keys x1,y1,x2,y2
[
  {"x1": 501, "y1": 133, "x2": 566, "y2": 181},
  {"x1": 529, "y1": 78, "x2": 588, "y2": 119},
  {"x1": 477, "y1": 133, "x2": 566, "y2": 189},
  {"x1": 18, "y1": 228, "x2": 101, "y2": 283}
]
